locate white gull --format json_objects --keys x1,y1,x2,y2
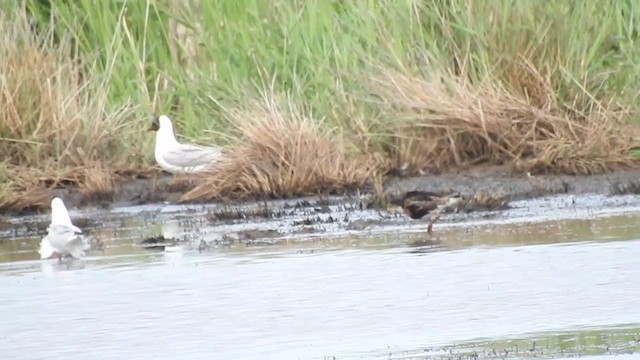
[
  {"x1": 38, "y1": 197, "x2": 87, "y2": 262},
  {"x1": 150, "y1": 115, "x2": 223, "y2": 174}
]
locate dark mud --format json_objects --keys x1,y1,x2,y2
[
  {"x1": 5, "y1": 190, "x2": 640, "y2": 262},
  {"x1": 384, "y1": 166, "x2": 640, "y2": 200},
  {"x1": 5, "y1": 166, "x2": 640, "y2": 217}
]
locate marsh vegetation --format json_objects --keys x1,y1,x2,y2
[{"x1": 2, "y1": 0, "x2": 640, "y2": 212}]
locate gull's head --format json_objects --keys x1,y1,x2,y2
[
  {"x1": 51, "y1": 197, "x2": 66, "y2": 212},
  {"x1": 150, "y1": 115, "x2": 174, "y2": 132},
  {"x1": 50, "y1": 197, "x2": 73, "y2": 226}
]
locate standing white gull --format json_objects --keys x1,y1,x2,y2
[
  {"x1": 149, "y1": 115, "x2": 223, "y2": 174},
  {"x1": 38, "y1": 197, "x2": 87, "y2": 262}
]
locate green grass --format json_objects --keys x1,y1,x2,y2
[
  {"x1": 30, "y1": 0, "x2": 640, "y2": 134},
  {"x1": 2, "y1": 0, "x2": 640, "y2": 211}
]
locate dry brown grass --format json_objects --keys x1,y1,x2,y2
[
  {"x1": 0, "y1": 174, "x2": 52, "y2": 213},
  {"x1": 181, "y1": 93, "x2": 379, "y2": 202},
  {"x1": 0, "y1": 12, "x2": 152, "y2": 212},
  {"x1": 78, "y1": 164, "x2": 115, "y2": 202},
  {"x1": 370, "y1": 66, "x2": 640, "y2": 176}
]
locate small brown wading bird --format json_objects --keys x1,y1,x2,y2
[{"x1": 391, "y1": 191, "x2": 463, "y2": 235}]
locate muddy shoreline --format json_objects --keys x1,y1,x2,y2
[{"x1": 6, "y1": 165, "x2": 640, "y2": 217}]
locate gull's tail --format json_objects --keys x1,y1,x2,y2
[{"x1": 38, "y1": 236, "x2": 56, "y2": 259}]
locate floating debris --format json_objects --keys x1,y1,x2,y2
[
  {"x1": 207, "y1": 202, "x2": 289, "y2": 222},
  {"x1": 139, "y1": 235, "x2": 179, "y2": 250},
  {"x1": 292, "y1": 215, "x2": 337, "y2": 226}
]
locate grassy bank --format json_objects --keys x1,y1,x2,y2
[{"x1": 2, "y1": 0, "x2": 640, "y2": 212}]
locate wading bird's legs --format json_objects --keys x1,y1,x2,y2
[
  {"x1": 427, "y1": 213, "x2": 442, "y2": 236},
  {"x1": 57, "y1": 254, "x2": 62, "y2": 264},
  {"x1": 427, "y1": 215, "x2": 440, "y2": 236},
  {"x1": 427, "y1": 222, "x2": 434, "y2": 236}
]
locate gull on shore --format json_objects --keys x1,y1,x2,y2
[
  {"x1": 149, "y1": 115, "x2": 224, "y2": 174},
  {"x1": 38, "y1": 197, "x2": 87, "y2": 262}
]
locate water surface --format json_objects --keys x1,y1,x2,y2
[{"x1": 1, "y1": 194, "x2": 640, "y2": 359}]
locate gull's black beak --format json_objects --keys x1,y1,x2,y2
[{"x1": 148, "y1": 116, "x2": 160, "y2": 132}]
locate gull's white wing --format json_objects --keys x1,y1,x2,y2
[
  {"x1": 65, "y1": 236, "x2": 88, "y2": 258},
  {"x1": 46, "y1": 224, "x2": 87, "y2": 258},
  {"x1": 48, "y1": 224, "x2": 82, "y2": 238},
  {"x1": 161, "y1": 143, "x2": 223, "y2": 169},
  {"x1": 46, "y1": 224, "x2": 82, "y2": 252}
]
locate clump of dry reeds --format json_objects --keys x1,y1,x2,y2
[
  {"x1": 0, "y1": 30, "x2": 129, "y2": 171},
  {"x1": 0, "y1": 181, "x2": 51, "y2": 214},
  {"x1": 181, "y1": 93, "x2": 378, "y2": 202},
  {"x1": 78, "y1": 164, "x2": 115, "y2": 202},
  {"x1": 0, "y1": 11, "x2": 151, "y2": 212},
  {"x1": 371, "y1": 67, "x2": 639, "y2": 176}
]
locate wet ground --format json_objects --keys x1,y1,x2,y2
[
  {"x1": 1, "y1": 192, "x2": 640, "y2": 359},
  {"x1": 6, "y1": 166, "x2": 640, "y2": 215}
]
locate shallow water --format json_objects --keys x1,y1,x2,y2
[{"x1": 1, "y1": 194, "x2": 640, "y2": 359}]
